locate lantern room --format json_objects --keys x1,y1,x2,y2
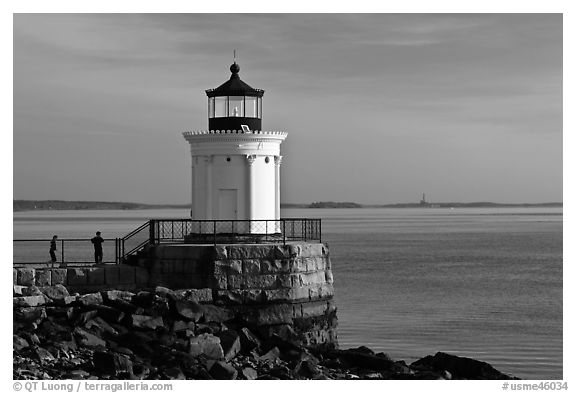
[{"x1": 206, "y1": 62, "x2": 264, "y2": 131}]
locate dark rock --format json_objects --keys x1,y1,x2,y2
[
  {"x1": 163, "y1": 367, "x2": 185, "y2": 380},
  {"x1": 13, "y1": 295, "x2": 46, "y2": 308},
  {"x1": 94, "y1": 350, "x2": 133, "y2": 376},
  {"x1": 13, "y1": 335, "x2": 29, "y2": 351},
  {"x1": 73, "y1": 327, "x2": 106, "y2": 348},
  {"x1": 22, "y1": 332, "x2": 41, "y2": 346},
  {"x1": 294, "y1": 359, "x2": 320, "y2": 379},
  {"x1": 62, "y1": 370, "x2": 90, "y2": 379},
  {"x1": 94, "y1": 305, "x2": 126, "y2": 324},
  {"x1": 201, "y1": 304, "x2": 235, "y2": 323},
  {"x1": 173, "y1": 300, "x2": 203, "y2": 322},
  {"x1": 14, "y1": 307, "x2": 47, "y2": 324},
  {"x1": 241, "y1": 367, "x2": 258, "y2": 380},
  {"x1": 133, "y1": 292, "x2": 170, "y2": 316},
  {"x1": 172, "y1": 320, "x2": 195, "y2": 333},
  {"x1": 239, "y1": 327, "x2": 261, "y2": 353},
  {"x1": 411, "y1": 352, "x2": 517, "y2": 380},
  {"x1": 102, "y1": 290, "x2": 135, "y2": 303},
  {"x1": 189, "y1": 333, "x2": 224, "y2": 359},
  {"x1": 330, "y1": 349, "x2": 396, "y2": 371},
  {"x1": 348, "y1": 346, "x2": 375, "y2": 355},
  {"x1": 131, "y1": 315, "x2": 164, "y2": 330},
  {"x1": 33, "y1": 347, "x2": 56, "y2": 364},
  {"x1": 209, "y1": 361, "x2": 238, "y2": 380},
  {"x1": 217, "y1": 330, "x2": 241, "y2": 361},
  {"x1": 75, "y1": 310, "x2": 99, "y2": 326},
  {"x1": 85, "y1": 317, "x2": 119, "y2": 336},
  {"x1": 257, "y1": 347, "x2": 281, "y2": 363},
  {"x1": 154, "y1": 286, "x2": 174, "y2": 298},
  {"x1": 77, "y1": 292, "x2": 103, "y2": 307},
  {"x1": 22, "y1": 286, "x2": 44, "y2": 297},
  {"x1": 39, "y1": 284, "x2": 70, "y2": 301}
]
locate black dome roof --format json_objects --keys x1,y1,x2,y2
[{"x1": 206, "y1": 62, "x2": 264, "y2": 98}]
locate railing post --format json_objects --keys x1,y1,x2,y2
[
  {"x1": 149, "y1": 220, "x2": 155, "y2": 246},
  {"x1": 319, "y1": 220, "x2": 322, "y2": 243},
  {"x1": 213, "y1": 220, "x2": 217, "y2": 246},
  {"x1": 61, "y1": 239, "x2": 64, "y2": 265}
]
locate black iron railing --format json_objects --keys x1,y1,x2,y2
[
  {"x1": 120, "y1": 218, "x2": 321, "y2": 261},
  {"x1": 13, "y1": 238, "x2": 121, "y2": 267},
  {"x1": 13, "y1": 218, "x2": 321, "y2": 265}
]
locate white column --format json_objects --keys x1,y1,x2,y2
[
  {"x1": 204, "y1": 155, "x2": 213, "y2": 219},
  {"x1": 274, "y1": 155, "x2": 282, "y2": 226},
  {"x1": 190, "y1": 153, "x2": 195, "y2": 219},
  {"x1": 246, "y1": 154, "x2": 257, "y2": 231}
]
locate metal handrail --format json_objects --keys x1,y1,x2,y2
[
  {"x1": 13, "y1": 238, "x2": 121, "y2": 266},
  {"x1": 13, "y1": 218, "x2": 322, "y2": 265}
]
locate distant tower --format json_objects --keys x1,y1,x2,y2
[
  {"x1": 420, "y1": 193, "x2": 427, "y2": 205},
  {"x1": 183, "y1": 62, "x2": 287, "y2": 228}
]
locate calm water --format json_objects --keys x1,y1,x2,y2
[{"x1": 13, "y1": 207, "x2": 563, "y2": 379}]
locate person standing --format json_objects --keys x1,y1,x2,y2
[
  {"x1": 91, "y1": 231, "x2": 104, "y2": 264},
  {"x1": 49, "y1": 235, "x2": 58, "y2": 266}
]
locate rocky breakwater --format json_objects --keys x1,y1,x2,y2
[{"x1": 13, "y1": 284, "x2": 518, "y2": 380}]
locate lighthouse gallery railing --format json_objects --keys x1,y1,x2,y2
[{"x1": 120, "y1": 218, "x2": 321, "y2": 261}]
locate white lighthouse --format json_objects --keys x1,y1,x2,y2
[{"x1": 183, "y1": 62, "x2": 287, "y2": 230}]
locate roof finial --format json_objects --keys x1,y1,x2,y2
[{"x1": 230, "y1": 50, "x2": 240, "y2": 76}]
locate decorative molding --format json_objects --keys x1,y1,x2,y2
[
  {"x1": 183, "y1": 130, "x2": 287, "y2": 144},
  {"x1": 203, "y1": 155, "x2": 213, "y2": 163},
  {"x1": 274, "y1": 155, "x2": 283, "y2": 166},
  {"x1": 246, "y1": 155, "x2": 257, "y2": 165}
]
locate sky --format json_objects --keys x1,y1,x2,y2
[{"x1": 13, "y1": 13, "x2": 562, "y2": 205}]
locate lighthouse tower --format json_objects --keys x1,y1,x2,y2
[{"x1": 183, "y1": 62, "x2": 287, "y2": 229}]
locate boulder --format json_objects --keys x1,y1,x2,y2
[
  {"x1": 209, "y1": 361, "x2": 238, "y2": 380},
  {"x1": 101, "y1": 289, "x2": 135, "y2": 303},
  {"x1": 13, "y1": 295, "x2": 46, "y2": 308},
  {"x1": 241, "y1": 367, "x2": 258, "y2": 380},
  {"x1": 330, "y1": 349, "x2": 396, "y2": 371},
  {"x1": 131, "y1": 315, "x2": 164, "y2": 330},
  {"x1": 14, "y1": 307, "x2": 47, "y2": 325},
  {"x1": 132, "y1": 292, "x2": 170, "y2": 316},
  {"x1": 200, "y1": 304, "x2": 235, "y2": 323},
  {"x1": 257, "y1": 347, "x2": 281, "y2": 363},
  {"x1": 173, "y1": 300, "x2": 203, "y2": 322},
  {"x1": 238, "y1": 327, "x2": 262, "y2": 353},
  {"x1": 188, "y1": 333, "x2": 224, "y2": 359},
  {"x1": 85, "y1": 317, "x2": 119, "y2": 336},
  {"x1": 93, "y1": 351, "x2": 133, "y2": 376},
  {"x1": 73, "y1": 327, "x2": 106, "y2": 348},
  {"x1": 22, "y1": 286, "x2": 44, "y2": 297},
  {"x1": 411, "y1": 352, "x2": 516, "y2": 380},
  {"x1": 172, "y1": 320, "x2": 195, "y2": 333},
  {"x1": 77, "y1": 292, "x2": 103, "y2": 307},
  {"x1": 163, "y1": 367, "x2": 186, "y2": 380},
  {"x1": 294, "y1": 359, "x2": 320, "y2": 379},
  {"x1": 13, "y1": 335, "x2": 29, "y2": 351},
  {"x1": 33, "y1": 347, "x2": 56, "y2": 364},
  {"x1": 39, "y1": 284, "x2": 70, "y2": 301},
  {"x1": 217, "y1": 330, "x2": 241, "y2": 361}
]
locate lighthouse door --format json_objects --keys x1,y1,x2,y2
[{"x1": 218, "y1": 189, "x2": 238, "y2": 220}]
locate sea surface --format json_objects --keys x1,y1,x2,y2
[{"x1": 13, "y1": 207, "x2": 563, "y2": 379}]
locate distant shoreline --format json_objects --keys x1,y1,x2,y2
[{"x1": 13, "y1": 199, "x2": 562, "y2": 212}]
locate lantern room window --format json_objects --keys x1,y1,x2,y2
[
  {"x1": 228, "y1": 96, "x2": 244, "y2": 117},
  {"x1": 245, "y1": 96, "x2": 257, "y2": 118},
  {"x1": 208, "y1": 96, "x2": 262, "y2": 119},
  {"x1": 214, "y1": 97, "x2": 227, "y2": 117}
]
